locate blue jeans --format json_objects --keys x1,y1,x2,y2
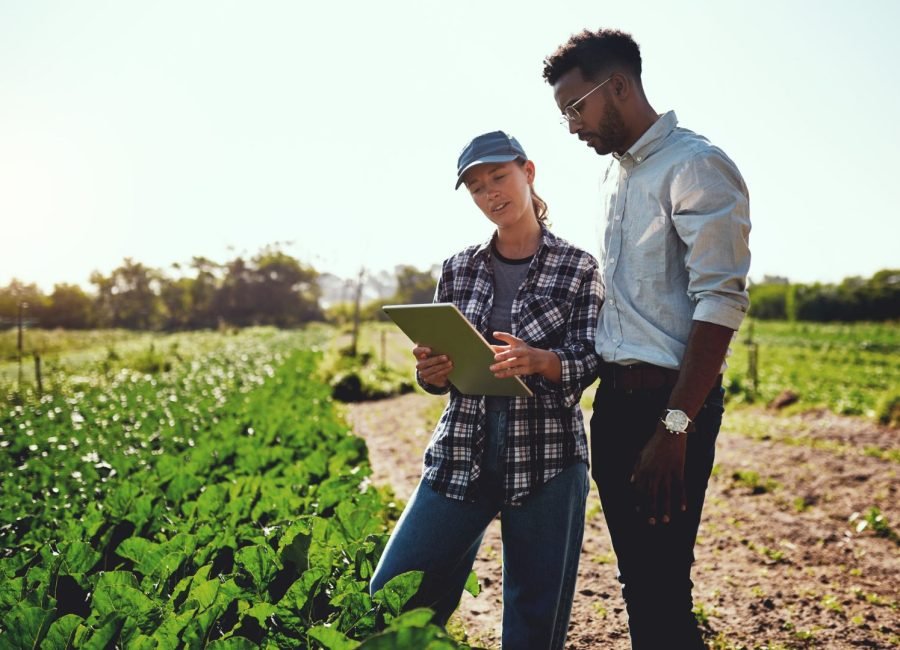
[
  {"x1": 370, "y1": 411, "x2": 590, "y2": 650},
  {"x1": 590, "y1": 383, "x2": 725, "y2": 650}
]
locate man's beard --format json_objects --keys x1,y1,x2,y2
[{"x1": 584, "y1": 102, "x2": 628, "y2": 156}]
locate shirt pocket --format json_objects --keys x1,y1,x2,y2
[{"x1": 514, "y1": 293, "x2": 571, "y2": 348}]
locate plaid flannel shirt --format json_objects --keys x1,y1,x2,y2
[{"x1": 418, "y1": 227, "x2": 601, "y2": 505}]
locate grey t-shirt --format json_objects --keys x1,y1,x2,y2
[{"x1": 486, "y1": 243, "x2": 533, "y2": 412}]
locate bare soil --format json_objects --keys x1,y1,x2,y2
[{"x1": 345, "y1": 394, "x2": 899, "y2": 649}]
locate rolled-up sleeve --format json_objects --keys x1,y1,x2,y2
[
  {"x1": 530, "y1": 263, "x2": 602, "y2": 408},
  {"x1": 671, "y1": 149, "x2": 751, "y2": 331}
]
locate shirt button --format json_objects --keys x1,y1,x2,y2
[
  {"x1": 614, "y1": 214, "x2": 622, "y2": 221},
  {"x1": 636, "y1": 156, "x2": 642, "y2": 162},
  {"x1": 609, "y1": 257, "x2": 616, "y2": 264}
]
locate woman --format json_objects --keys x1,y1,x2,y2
[{"x1": 370, "y1": 131, "x2": 601, "y2": 649}]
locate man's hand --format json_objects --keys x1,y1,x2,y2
[
  {"x1": 630, "y1": 421, "x2": 688, "y2": 525},
  {"x1": 414, "y1": 345, "x2": 453, "y2": 388},
  {"x1": 489, "y1": 332, "x2": 561, "y2": 383},
  {"x1": 629, "y1": 320, "x2": 735, "y2": 525}
]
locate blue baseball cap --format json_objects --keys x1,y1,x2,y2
[{"x1": 455, "y1": 131, "x2": 528, "y2": 189}]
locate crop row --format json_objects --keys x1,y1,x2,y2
[{"x1": 0, "y1": 330, "x2": 461, "y2": 648}]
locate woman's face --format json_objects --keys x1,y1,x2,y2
[{"x1": 462, "y1": 160, "x2": 536, "y2": 228}]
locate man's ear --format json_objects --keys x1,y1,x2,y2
[{"x1": 612, "y1": 73, "x2": 628, "y2": 98}]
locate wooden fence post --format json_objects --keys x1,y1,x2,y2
[
  {"x1": 17, "y1": 301, "x2": 27, "y2": 388},
  {"x1": 34, "y1": 351, "x2": 43, "y2": 395},
  {"x1": 744, "y1": 320, "x2": 759, "y2": 398},
  {"x1": 350, "y1": 268, "x2": 365, "y2": 357}
]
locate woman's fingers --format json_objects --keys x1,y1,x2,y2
[
  {"x1": 492, "y1": 331, "x2": 523, "y2": 346},
  {"x1": 412, "y1": 345, "x2": 432, "y2": 360},
  {"x1": 417, "y1": 354, "x2": 450, "y2": 372}
]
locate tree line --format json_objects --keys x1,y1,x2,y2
[
  {"x1": 3, "y1": 258, "x2": 895, "y2": 331},
  {"x1": 748, "y1": 269, "x2": 900, "y2": 322},
  {"x1": 0, "y1": 248, "x2": 323, "y2": 330},
  {"x1": 0, "y1": 250, "x2": 441, "y2": 332}
]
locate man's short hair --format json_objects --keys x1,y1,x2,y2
[{"x1": 543, "y1": 29, "x2": 642, "y2": 85}]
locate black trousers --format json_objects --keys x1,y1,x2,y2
[{"x1": 590, "y1": 382, "x2": 725, "y2": 650}]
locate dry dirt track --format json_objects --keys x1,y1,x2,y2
[{"x1": 345, "y1": 393, "x2": 899, "y2": 649}]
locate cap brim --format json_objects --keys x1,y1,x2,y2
[{"x1": 455, "y1": 154, "x2": 524, "y2": 189}]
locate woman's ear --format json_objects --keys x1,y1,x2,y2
[{"x1": 523, "y1": 159, "x2": 536, "y2": 184}]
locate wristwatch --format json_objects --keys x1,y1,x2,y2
[{"x1": 661, "y1": 409, "x2": 692, "y2": 434}]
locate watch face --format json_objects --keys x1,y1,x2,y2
[{"x1": 665, "y1": 410, "x2": 690, "y2": 432}]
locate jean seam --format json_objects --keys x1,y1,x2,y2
[{"x1": 549, "y1": 466, "x2": 589, "y2": 650}]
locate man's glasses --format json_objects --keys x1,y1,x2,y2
[{"x1": 560, "y1": 76, "x2": 613, "y2": 126}]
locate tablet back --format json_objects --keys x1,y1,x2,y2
[{"x1": 383, "y1": 303, "x2": 533, "y2": 397}]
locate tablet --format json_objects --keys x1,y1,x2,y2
[{"x1": 382, "y1": 303, "x2": 534, "y2": 397}]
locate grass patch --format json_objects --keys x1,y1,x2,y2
[{"x1": 731, "y1": 469, "x2": 780, "y2": 494}]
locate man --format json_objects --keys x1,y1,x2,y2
[{"x1": 543, "y1": 29, "x2": 751, "y2": 649}]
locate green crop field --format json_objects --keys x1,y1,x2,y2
[
  {"x1": 1, "y1": 320, "x2": 896, "y2": 648},
  {"x1": 725, "y1": 320, "x2": 900, "y2": 422},
  {"x1": 0, "y1": 328, "x2": 464, "y2": 649}
]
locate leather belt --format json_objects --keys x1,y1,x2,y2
[
  {"x1": 598, "y1": 362, "x2": 723, "y2": 392},
  {"x1": 599, "y1": 362, "x2": 679, "y2": 391}
]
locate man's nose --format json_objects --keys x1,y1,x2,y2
[{"x1": 568, "y1": 119, "x2": 580, "y2": 136}]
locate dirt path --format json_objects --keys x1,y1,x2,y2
[{"x1": 346, "y1": 395, "x2": 899, "y2": 649}]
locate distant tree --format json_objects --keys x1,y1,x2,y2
[
  {"x1": 749, "y1": 269, "x2": 899, "y2": 322},
  {"x1": 857, "y1": 269, "x2": 900, "y2": 321},
  {"x1": 159, "y1": 277, "x2": 194, "y2": 330},
  {"x1": 393, "y1": 265, "x2": 437, "y2": 304},
  {"x1": 43, "y1": 284, "x2": 94, "y2": 329},
  {"x1": 0, "y1": 280, "x2": 47, "y2": 327},
  {"x1": 253, "y1": 248, "x2": 323, "y2": 326},
  {"x1": 188, "y1": 257, "x2": 222, "y2": 328},
  {"x1": 91, "y1": 259, "x2": 163, "y2": 330},
  {"x1": 215, "y1": 257, "x2": 255, "y2": 326},
  {"x1": 89, "y1": 271, "x2": 115, "y2": 328},
  {"x1": 748, "y1": 283, "x2": 789, "y2": 320}
]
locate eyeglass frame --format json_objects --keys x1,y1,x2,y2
[{"x1": 559, "y1": 76, "x2": 613, "y2": 126}]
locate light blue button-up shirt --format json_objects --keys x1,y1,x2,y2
[{"x1": 596, "y1": 111, "x2": 751, "y2": 369}]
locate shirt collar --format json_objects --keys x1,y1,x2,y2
[
  {"x1": 614, "y1": 110, "x2": 678, "y2": 166},
  {"x1": 474, "y1": 224, "x2": 558, "y2": 260}
]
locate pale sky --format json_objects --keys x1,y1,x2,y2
[{"x1": 2, "y1": 1, "x2": 899, "y2": 292}]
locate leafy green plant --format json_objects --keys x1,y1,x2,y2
[
  {"x1": 731, "y1": 470, "x2": 780, "y2": 494},
  {"x1": 849, "y1": 507, "x2": 899, "y2": 543},
  {"x1": 322, "y1": 347, "x2": 414, "y2": 403},
  {"x1": 876, "y1": 390, "x2": 900, "y2": 427},
  {"x1": 0, "y1": 330, "x2": 464, "y2": 648}
]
